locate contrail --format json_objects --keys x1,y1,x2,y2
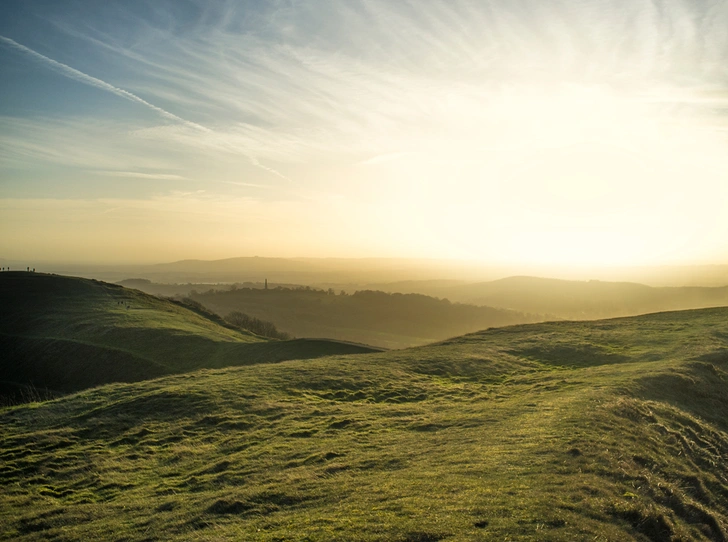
[
  {"x1": 249, "y1": 156, "x2": 292, "y2": 182},
  {"x1": 0, "y1": 35, "x2": 210, "y2": 132},
  {"x1": 0, "y1": 35, "x2": 294, "y2": 181}
]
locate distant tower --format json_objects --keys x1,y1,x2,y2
[{"x1": 265, "y1": 279, "x2": 268, "y2": 290}]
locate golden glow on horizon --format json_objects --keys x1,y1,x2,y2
[
  {"x1": 1, "y1": 2, "x2": 728, "y2": 267},
  {"x1": 348, "y1": 87, "x2": 728, "y2": 267}
]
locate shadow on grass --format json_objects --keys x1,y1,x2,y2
[{"x1": 510, "y1": 343, "x2": 629, "y2": 368}]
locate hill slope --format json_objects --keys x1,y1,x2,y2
[
  {"x1": 1, "y1": 307, "x2": 727, "y2": 540},
  {"x1": 0, "y1": 272, "x2": 380, "y2": 402}
]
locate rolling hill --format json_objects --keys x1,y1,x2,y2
[
  {"x1": 0, "y1": 272, "x2": 380, "y2": 403},
  {"x1": 190, "y1": 286, "x2": 543, "y2": 349},
  {"x1": 116, "y1": 275, "x2": 728, "y2": 345},
  {"x1": 373, "y1": 275, "x2": 728, "y2": 320},
  {"x1": 1, "y1": 305, "x2": 727, "y2": 540}
]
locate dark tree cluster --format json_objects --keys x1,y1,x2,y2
[{"x1": 224, "y1": 310, "x2": 292, "y2": 340}]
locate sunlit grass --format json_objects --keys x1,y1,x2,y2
[{"x1": 2, "y1": 308, "x2": 728, "y2": 540}]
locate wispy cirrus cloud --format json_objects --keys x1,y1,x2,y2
[
  {"x1": 2, "y1": 0, "x2": 728, "y2": 264},
  {"x1": 4, "y1": 1, "x2": 728, "y2": 177},
  {"x1": 0, "y1": 34, "x2": 292, "y2": 181},
  {"x1": 0, "y1": 35, "x2": 209, "y2": 132},
  {"x1": 0, "y1": 116, "x2": 181, "y2": 171},
  {"x1": 44, "y1": 0, "x2": 728, "y2": 165},
  {"x1": 93, "y1": 171, "x2": 187, "y2": 181}
]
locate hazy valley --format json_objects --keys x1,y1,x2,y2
[{"x1": 112, "y1": 261, "x2": 728, "y2": 349}]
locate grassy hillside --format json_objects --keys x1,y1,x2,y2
[
  {"x1": 192, "y1": 287, "x2": 542, "y2": 349},
  {"x1": 1, "y1": 307, "x2": 727, "y2": 540},
  {"x1": 0, "y1": 272, "x2": 380, "y2": 402}
]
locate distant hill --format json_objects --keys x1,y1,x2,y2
[
  {"x1": 191, "y1": 286, "x2": 543, "y2": 349},
  {"x1": 1, "y1": 307, "x2": 727, "y2": 540},
  {"x1": 452, "y1": 276, "x2": 728, "y2": 318},
  {"x1": 372, "y1": 275, "x2": 728, "y2": 320},
  {"x1": 33, "y1": 256, "x2": 728, "y2": 287},
  {"x1": 58, "y1": 256, "x2": 501, "y2": 285},
  {"x1": 0, "y1": 272, "x2": 380, "y2": 403}
]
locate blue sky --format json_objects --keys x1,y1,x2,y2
[{"x1": 1, "y1": 0, "x2": 728, "y2": 264}]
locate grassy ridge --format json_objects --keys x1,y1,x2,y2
[
  {"x1": 0, "y1": 273, "x2": 380, "y2": 401},
  {"x1": 1, "y1": 307, "x2": 727, "y2": 540}
]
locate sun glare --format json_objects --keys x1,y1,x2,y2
[
  {"x1": 1, "y1": 1, "x2": 727, "y2": 267},
  {"x1": 356, "y1": 83, "x2": 728, "y2": 266}
]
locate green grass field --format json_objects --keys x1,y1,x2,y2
[
  {"x1": 0, "y1": 272, "x2": 380, "y2": 402},
  {"x1": 1, "y1": 291, "x2": 727, "y2": 540}
]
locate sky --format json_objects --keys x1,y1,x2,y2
[{"x1": 1, "y1": 0, "x2": 728, "y2": 266}]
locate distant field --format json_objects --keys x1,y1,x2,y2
[
  {"x1": 1, "y1": 305, "x2": 727, "y2": 540},
  {"x1": 0, "y1": 273, "x2": 380, "y2": 403}
]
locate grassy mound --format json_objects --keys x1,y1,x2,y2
[
  {"x1": 1, "y1": 307, "x2": 727, "y2": 540},
  {"x1": 0, "y1": 272, "x2": 380, "y2": 402}
]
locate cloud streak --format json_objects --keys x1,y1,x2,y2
[
  {"x1": 48, "y1": 0, "x2": 727, "y2": 166},
  {"x1": 0, "y1": 35, "x2": 209, "y2": 133},
  {"x1": 0, "y1": 33, "x2": 293, "y2": 182},
  {"x1": 94, "y1": 171, "x2": 187, "y2": 181}
]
